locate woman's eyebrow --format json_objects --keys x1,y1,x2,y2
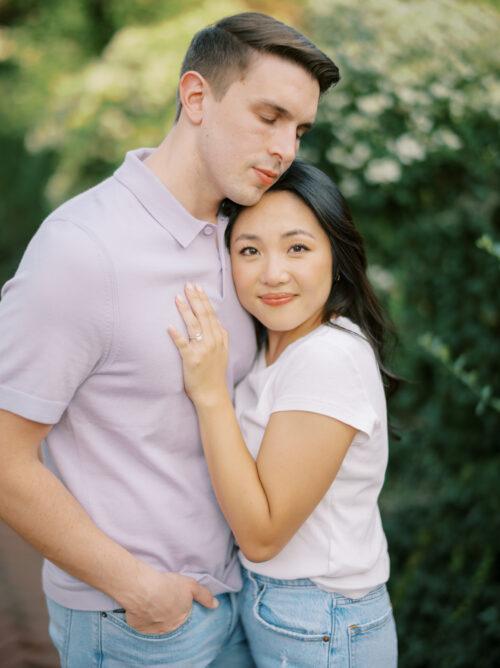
[
  {"x1": 282, "y1": 229, "x2": 316, "y2": 239},
  {"x1": 233, "y1": 229, "x2": 316, "y2": 243},
  {"x1": 233, "y1": 233, "x2": 261, "y2": 243}
]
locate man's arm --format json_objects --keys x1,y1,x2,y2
[{"x1": 0, "y1": 409, "x2": 217, "y2": 634}]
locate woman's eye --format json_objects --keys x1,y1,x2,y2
[
  {"x1": 259, "y1": 115, "x2": 276, "y2": 125},
  {"x1": 289, "y1": 244, "x2": 310, "y2": 253},
  {"x1": 240, "y1": 246, "x2": 259, "y2": 256}
]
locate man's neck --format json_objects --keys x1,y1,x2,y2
[{"x1": 144, "y1": 125, "x2": 221, "y2": 224}]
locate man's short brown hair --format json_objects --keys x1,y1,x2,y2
[{"x1": 175, "y1": 11, "x2": 339, "y2": 120}]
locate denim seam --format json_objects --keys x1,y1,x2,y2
[
  {"x1": 248, "y1": 572, "x2": 387, "y2": 603},
  {"x1": 331, "y1": 584, "x2": 388, "y2": 606},
  {"x1": 62, "y1": 608, "x2": 73, "y2": 668},
  {"x1": 249, "y1": 573, "x2": 316, "y2": 588},
  {"x1": 348, "y1": 607, "x2": 393, "y2": 637},
  {"x1": 348, "y1": 607, "x2": 394, "y2": 667},
  {"x1": 226, "y1": 593, "x2": 238, "y2": 640},
  {"x1": 97, "y1": 611, "x2": 103, "y2": 668},
  {"x1": 326, "y1": 597, "x2": 335, "y2": 668}
]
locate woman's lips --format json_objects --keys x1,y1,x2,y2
[
  {"x1": 253, "y1": 167, "x2": 278, "y2": 186},
  {"x1": 259, "y1": 294, "x2": 295, "y2": 306}
]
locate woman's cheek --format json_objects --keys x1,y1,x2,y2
[{"x1": 232, "y1": 264, "x2": 255, "y2": 311}]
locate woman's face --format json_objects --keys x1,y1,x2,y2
[{"x1": 230, "y1": 190, "x2": 333, "y2": 336}]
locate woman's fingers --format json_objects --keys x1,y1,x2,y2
[
  {"x1": 167, "y1": 325, "x2": 189, "y2": 352},
  {"x1": 184, "y1": 283, "x2": 216, "y2": 340},
  {"x1": 175, "y1": 289, "x2": 204, "y2": 341},
  {"x1": 174, "y1": 283, "x2": 226, "y2": 348},
  {"x1": 192, "y1": 285, "x2": 226, "y2": 345}
]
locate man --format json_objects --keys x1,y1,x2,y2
[{"x1": 0, "y1": 12, "x2": 338, "y2": 667}]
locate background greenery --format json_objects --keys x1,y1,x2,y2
[{"x1": 1, "y1": 0, "x2": 498, "y2": 665}]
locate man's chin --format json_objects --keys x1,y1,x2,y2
[{"x1": 229, "y1": 186, "x2": 268, "y2": 207}]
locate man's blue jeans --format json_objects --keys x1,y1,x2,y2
[{"x1": 46, "y1": 593, "x2": 255, "y2": 667}]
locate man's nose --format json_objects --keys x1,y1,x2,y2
[{"x1": 269, "y1": 126, "x2": 298, "y2": 167}]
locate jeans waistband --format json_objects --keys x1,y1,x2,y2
[{"x1": 242, "y1": 568, "x2": 388, "y2": 604}]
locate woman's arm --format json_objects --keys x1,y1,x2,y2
[
  {"x1": 169, "y1": 284, "x2": 356, "y2": 562},
  {"x1": 196, "y1": 399, "x2": 355, "y2": 562}
]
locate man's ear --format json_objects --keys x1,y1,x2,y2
[{"x1": 178, "y1": 71, "x2": 209, "y2": 125}]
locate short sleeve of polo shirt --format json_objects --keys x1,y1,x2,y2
[
  {"x1": 270, "y1": 333, "x2": 379, "y2": 437},
  {"x1": 0, "y1": 219, "x2": 113, "y2": 424}
]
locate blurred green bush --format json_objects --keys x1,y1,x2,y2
[
  {"x1": 1, "y1": 0, "x2": 499, "y2": 665},
  {"x1": 303, "y1": 0, "x2": 499, "y2": 665}
]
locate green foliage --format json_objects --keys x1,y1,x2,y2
[
  {"x1": 302, "y1": 0, "x2": 500, "y2": 664},
  {"x1": 0, "y1": 0, "x2": 249, "y2": 286}
]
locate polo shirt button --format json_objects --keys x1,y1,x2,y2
[{"x1": 203, "y1": 225, "x2": 215, "y2": 236}]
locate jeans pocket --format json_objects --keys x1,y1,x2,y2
[
  {"x1": 252, "y1": 583, "x2": 329, "y2": 641},
  {"x1": 102, "y1": 601, "x2": 235, "y2": 667},
  {"x1": 348, "y1": 607, "x2": 398, "y2": 668},
  {"x1": 106, "y1": 605, "x2": 195, "y2": 641}
]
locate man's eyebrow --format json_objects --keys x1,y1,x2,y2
[
  {"x1": 233, "y1": 229, "x2": 316, "y2": 243},
  {"x1": 255, "y1": 99, "x2": 314, "y2": 130}
]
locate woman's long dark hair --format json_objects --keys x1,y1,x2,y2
[{"x1": 223, "y1": 159, "x2": 400, "y2": 398}]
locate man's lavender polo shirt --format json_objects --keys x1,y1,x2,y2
[{"x1": 0, "y1": 148, "x2": 257, "y2": 610}]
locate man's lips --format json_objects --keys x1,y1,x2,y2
[
  {"x1": 253, "y1": 167, "x2": 279, "y2": 185},
  {"x1": 259, "y1": 293, "x2": 296, "y2": 306}
]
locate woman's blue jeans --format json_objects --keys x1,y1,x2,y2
[{"x1": 240, "y1": 569, "x2": 398, "y2": 667}]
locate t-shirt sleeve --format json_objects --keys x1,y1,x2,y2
[
  {"x1": 271, "y1": 336, "x2": 379, "y2": 437},
  {"x1": 0, "y1": 218, "x2": 113, "y2": 424}
]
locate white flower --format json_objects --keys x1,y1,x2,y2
[
  {"x1": 327, "y1": 91, "x2": 350, "y2": 110},
  {"x1": 392, "y1": 134, "x2": 426, "y2": 164},
  {"x1": 0, "y1": 28, "x2": 15, "y2": 61},
  {"x1": 430, "y1": 82, "x2": 451, "y2": 99},
  {"x1": 85, "y1": 66, "x2": 117, "y2": 95},
  {"x1": 327, "y1": 143, "x2": 371, "y2": 170},
  {"x1": 395, "y1": 87, "x2": 431, "y2": 106},
  {"x1": 433, "y1": 128, "x2": 462, "y2": 150},
  {"x1": 411, "y1": 113, "x2": 433, "y2": 133},
  {"x1": 346, "y1": 112, "x2": 372, "y2": 130},
  {"x1": 339, "y1": 175, "x2": 360, "y2": 198},
  {"x1": 447, "y1": 90, "x2": 466, "y2": 118},
  {"x1": 367, "y1": 265, "x2": 396, "y2": 293},
  {"x1": 357, "y1": 93, "x2": 392, "y2": 116},
  {"x1": 365, "y1": 158, "x2": 402, "y2": 184},
  {"x1": 98, "y1": 109, "x2": 133, "y2": 139}
]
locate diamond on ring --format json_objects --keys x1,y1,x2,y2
[{"x1": 189, "y1": 332, "x2": 203, "y2": 342}]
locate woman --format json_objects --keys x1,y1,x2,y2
[{"x1": 168, "y1": 160, "x2": 399, "y2": 667}]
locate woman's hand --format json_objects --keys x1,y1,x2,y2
[{"x1": 168, "y1": 283, "x2": 229, "y2": 407}]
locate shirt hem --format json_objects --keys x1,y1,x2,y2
[
  {"x1": 272, "y1": 396, "x2": 377, "y2": 437},
  {"x1": 0, "y1": 385, "x2": 64, "y2": 424},
  {"x1": 42, "y1": 561, "x2": 243, "y2": 612}
]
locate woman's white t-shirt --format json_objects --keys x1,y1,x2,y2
[{"x1": 234, "y1": 316, "x2": 390, "y2": 598}]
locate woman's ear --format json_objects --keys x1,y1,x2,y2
[{"x1": 178, "y1": 70, "x2": 208, "y2": 125}]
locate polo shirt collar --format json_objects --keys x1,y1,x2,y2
[{"x1": 113, "y1": 148, "x2": 213, "y2": 248}]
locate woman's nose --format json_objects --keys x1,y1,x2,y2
[{"x1": 261, "y1": 258, "x2": 289, "y2": 286}]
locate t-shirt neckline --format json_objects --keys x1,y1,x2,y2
[{"x1": 258, "y1": 316, "x2": 358, "y2": 371}]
